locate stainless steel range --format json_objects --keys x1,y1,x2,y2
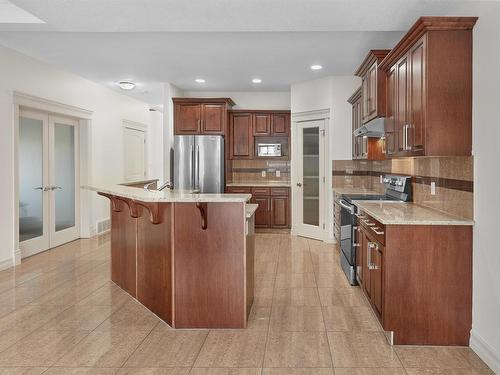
[{"x1": 339, "y1": 175, "x2": 412, "y2": 285}]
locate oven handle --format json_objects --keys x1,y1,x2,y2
[{"x1": 338, "y1": 200, "x2": 354, "y2": 214}]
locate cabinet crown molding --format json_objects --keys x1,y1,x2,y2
[
  {"x1": 172, "y1": 97, "x2": 236, "y2": 107},
  {"x1": 354, "y1": 49, "x2": 391, "y2": 76},
  {"x1": 379, "y1": 16, "x2": 478, "y2": 71},
  {"x1": 347, "y1": 87, "x2": 362, "y2": 104}
]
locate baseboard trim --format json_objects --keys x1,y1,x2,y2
[
  {"x1": 14, "y1": 248, "x2": 21, "y2": 265},
  {"x1": 470, "y1": 330, "x2": 500, "y2": 374},
  {"x1": 0, "y1": 257, "x2": 14, "y2": 271}
]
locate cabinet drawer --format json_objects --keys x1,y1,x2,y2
[
  {"x1": 270, "y1": 187, "x2": 289, "y2": 196},
  {"x1": 226, "y1": 187, "x2": 252, "y2": 194},
  {"x1": 251, "y1": 187, "x2": 270, "y2": 196},
  {"x1": 358, "y1": 211, "x2": 385, "y2": 245}
]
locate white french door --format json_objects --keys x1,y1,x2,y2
[
  {"x1": 295, "y1": 120, "x2": 326, "y2": 240},
  {"x1": 19, "y1": 109, "x2": 80, "y2": 257}
]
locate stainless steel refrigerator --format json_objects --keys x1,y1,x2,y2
[{"x1": 173, "y1": 135, "x2": 224, "y2": 193}]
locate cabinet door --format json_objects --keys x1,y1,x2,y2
[
  {"x1": 409, "y1": 37, "x2": 426, "y2": 152},
  {"x1": 175, "y1": 103, "x2": 201, "y2": 134},
  {"x1": 230, "y1": 113, "x2": 253, "y2": 159},
  {"x1": 202, "y1": 103, "x2": 225, "y2": 134},
  {"x1": 396, "y1": 55, "x2": 409, "y2": 153},
  {"x1": 385, "y1": 66, "x2": 397, "y2": 156},
  {"x1": 367, "y1": 63, "x2": 377, "y2": 119},
  {"x1": 355, "y1": 225, "x2": 363, "y2": 285},
  {"x1": 271, "y1": 113, "x2": 289, "y2": 135},
  {"x1": 361, "y1": 76, "x2": 369, "y2": 121},
  {"x1": 252, "y1": 196, "x2": 270, "y2": 228},
  {"x1": 270, "y1": 196, "x2": 289, "y2": 228},
  {"x1": 371, "y1": 243, "x2": 383, "y2": 316},
  {"x1": 253, "y1": 113, "x2": 271, "y2": 136},
  {"x1": 362, "y1": 230, "x2": 372, "y2": 297}
]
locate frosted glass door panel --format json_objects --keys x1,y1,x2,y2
[
  {"x1": 19, "y1": 117, "x2": 44, "y2": 241},
  {"x1": 302, "y1": 127, "x2": 319, "y2": 226},
  {"x1": 54, "y1": 123, "x2": 75, "y2": 232}
]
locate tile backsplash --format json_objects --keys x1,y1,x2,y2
[
  {"x1": 230, "y1": 159, "x2": 290, "y2": 183},
  {"x1": 333, "y1": 156, "x2": 473, "y2": 220}
]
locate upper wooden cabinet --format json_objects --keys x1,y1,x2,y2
[
  {"x1": 173, "y1": 98, "x2": 235, "y2": 135},
  {"x1": 380, "y1": 17, "x2": 477, "y2": 157},
  {"x1": 229, "y1": 110, "x2": 290, "y2": 160},
  {"x1": 348, "y1": 87, "x2": 384, "y2": 161},
  {"x1": 229, "y1": 112, "x2": 253, "y2": 159},
  {"x1": 355, "y1": 50, "x2": 391, "y2": 124}
]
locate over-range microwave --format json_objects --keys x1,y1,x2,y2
[{"x1": 257, "y1": 143, "x2": 282, "y2": 157}]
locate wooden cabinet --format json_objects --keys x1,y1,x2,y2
[
  {"x1": 230, "y1": 110, "x2": 290, "y2": 160},
  {"x1": 348, "y1": 88, "x2": 384, "y2": 161},
  {"x1": 253, "y1": 113, "x2": 271, "y2": 136},
  {"x1": 226, "y1": 186, "x2": 290, "y2": 229},
  {"x1": 230, "y1": 113, "x2": 253, "y2": 159},
  {"x1": 271, "y1": 113, "x2": 289, "y2": 135},
  {"x1": 380, "y1": 17, "x2": 477, "y2": 157},
  {"x1": 173, "y1": 98, "x2": 234, "y2": 135},
  {"x1": 355, "y1": 50, "x2": 390, "y2": 124},
  {"x1": 356, "y1": 209, "x2": 472, "y2": 345}
]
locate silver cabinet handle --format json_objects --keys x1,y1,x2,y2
[
  {"x1": 363, "y1": 219, "x2": 375, "y2": 226},
  {"x1": 355, "y1": 213, "x2": 366, "y2": 219},
  {"x1": 371, "y1": 226, "x2": 385, "y2": 235},
  {"x1": 367, "y1": 242, "x2": 374, "y2": 270},
  {"x1": 372, "y1": 244, "x2": 380, "y2": 270}
]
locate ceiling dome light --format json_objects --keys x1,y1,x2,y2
[
  {"x1": 310, "y1": 64, "x2": 323, "y2": 71},
  {"x1": 195, "y1": 78, "x2": 206, "y2": 83},
  {"x1": 117, "y1": 81, "x2": 136, "y2": 90},
  {"x1": 252, "y1": 78, "x2": 262, "y2": 84}
]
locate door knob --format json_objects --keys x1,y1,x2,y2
[{"x1": 296, "y1": 183, "x2": 302, "y2": 187}]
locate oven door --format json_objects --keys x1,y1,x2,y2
[{"x1": 339, "y1": 199, "x2": 355, "y2": 265}]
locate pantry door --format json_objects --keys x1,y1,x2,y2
[{"x1": 19, "y1": 110, "x2": 80, "y2": 257}]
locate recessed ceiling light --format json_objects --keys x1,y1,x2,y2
[
  {"x1": 117, "y1": 81, "x2": 136, "y2": 90},
  {"x1": 252, "y1": 78, "x2": 262, "y2": 84},
  {"x1": 195, "y1": 78, "x2": 206, "y2": 83},
  {"x1": 310, "y1": 64, "x2": 323, "y2": 71}
]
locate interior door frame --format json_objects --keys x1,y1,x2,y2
[
  {"x1": 13, "y1": 91, "x2": 93, "y2": 265},
  {"x1": 122, "y1": 120, "x2": 148, "y2": 182},
  {"x1": 291, "y1": 109, "x2": 330, "y2": 241}
]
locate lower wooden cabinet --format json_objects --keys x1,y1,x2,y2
[
  {"x1": 356, "y1": 210, "x2": 472, "y2": 345},
  {"x1": 226, "y1": 186, "x2": 290, "y2": 229}
]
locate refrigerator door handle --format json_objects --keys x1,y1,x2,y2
[
  {"x1": 195, "y1": 145, "x2": 200, "y2": 189},
  {"x1": 190, "y1": 144, "x2": 194, "y2": 189}
]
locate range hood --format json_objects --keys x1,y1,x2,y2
[{"x1": 353, "y1": 117, "x2": 386, "y2": 138}]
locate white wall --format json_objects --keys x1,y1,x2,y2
[
  {"x1": 162, "y1": 83, "x2": 184, "y2": 182},
  {"x1": 148, "y1": 109, "x2": 164, "y2": 182},
  {"x1": 291, "y1": 76, "x2": 360, "y2": 240},
  {"x1": 0, "y1": 45, "x2": 154, "y2": 268},
  {"x1": 469, "y1": 4, "x2": 500, "y2": 373},
  {"x1": 183, "y1": 91, "x2": 290, "y2": 110}
]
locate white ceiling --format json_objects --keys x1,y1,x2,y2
[{"x1": 0, "y1": 0, "x2": 491, "y2": 105}]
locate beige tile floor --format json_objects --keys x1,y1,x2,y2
[{"x1": 0, "y1": 233, "x2": 493, "y2": 374}]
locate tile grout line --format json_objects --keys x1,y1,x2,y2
[{"x1": 116, "y1": 320, "x2": 161, "y2": 369}]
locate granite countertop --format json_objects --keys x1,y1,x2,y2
[
  {"x1": 245, "y1": 204, "x2": 258, "y2": 219},
  {"x1": 83, "y1": 184, "x2": 251, "y2": 203},
  {"x1": 353, "y1": 201, "x2": 474, "y2": 226},
  {"x1": 333, "y1": 187, "x2": 380, "y2": 195},
  {"x1": 227, "y1": 181, "x2": 291, "y2": 187}
]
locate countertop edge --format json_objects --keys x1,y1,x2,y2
[
  {"x1": 245, "y1": 204, "x2": 258, "y2": 219},
  {"x1": 353, "y1": 201, "x2": 474, "y2": 226}
]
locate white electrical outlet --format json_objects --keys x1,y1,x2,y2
[
  {"x1": 261, "y1": 170, "x2": 266, "y2": 178},
  {"x1": 431, "y1": 181, "x2": 436, "y2": 195},
  {"x1": 380, "y1": 175, "x2": 383, "y2": 183},
  {"x1": 276, "y1": 170, "x2": 281, "y2": 177}
]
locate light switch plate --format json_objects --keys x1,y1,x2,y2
[
  {"x1": 431, "y1": 182, "x2": 436, "y2": 195},
  {"x1": 276, "y1": 170, "x2": 281, "y2": 177},
  {"x1": 261, "y1": 170, "x2": 266, "y2": 178}
]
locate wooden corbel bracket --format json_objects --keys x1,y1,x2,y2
[
  {"x1": 98, "y1": 192, "x2": 122, "y2": 212},
  {"x1": 195, "y1": 202, "x2": 208, "y2": 230},
  {"x1": 115, "y1": 197, "x2": 140, "y2": 218},
  {"x1": 134, "y1": 200, "x2": 162, "y2": 225}
]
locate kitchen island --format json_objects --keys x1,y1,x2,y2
[{"x1": 85, "y1": 184, "x2": 255, "y2": 329}]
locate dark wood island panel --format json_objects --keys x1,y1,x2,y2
[
  {"x1": 173, "y1": 202, "x2": 248, "y2": 328},
  {"x1": 98, "y1": 192, "x2": 253, "y2": 329}
]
